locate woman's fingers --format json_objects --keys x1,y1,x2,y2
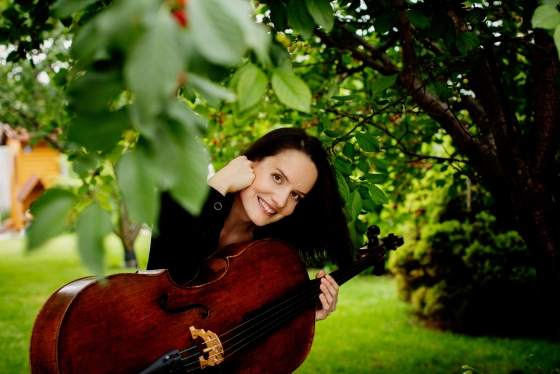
[
  {"x1": 315, "y1": 271, "x2": 340, "y2": 321},
  {"x1": 208, "y1": 156, "x2": 255, "y2": 195}
]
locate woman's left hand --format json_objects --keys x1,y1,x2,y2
[{"x1": 315, "y1": 270, "x2": 339, "y2": 321}]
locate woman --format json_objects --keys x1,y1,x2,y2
[{"x1": 148, "y1": 128, "x2": 353, "y2": 320}]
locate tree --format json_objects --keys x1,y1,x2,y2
[
  {"x1": 254, "y1": 0, "x2": 560, "y2": 333},
  {"x1": 2, "y1": 0, "x2": 560, "y2": 335}
]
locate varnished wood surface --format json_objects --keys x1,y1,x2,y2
[{"x1": 30, "y1": 239, "x2": 315, "y2": 374}]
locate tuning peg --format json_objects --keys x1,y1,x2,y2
[
  {"x1": 373, "y1": 261, "x2": 385, "y2": 276},
  {"x1": 381, "y1": 233, "x2": 404, "y2": 251},
  {"x1": 366, "y1": 225, "x2": 380, "y2": 249}
]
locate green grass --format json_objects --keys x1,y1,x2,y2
[{"x1": 1, "y1": 234, "x2": 559, "y2": 373}]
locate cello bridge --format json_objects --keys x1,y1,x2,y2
[{"x1": 189, "y1": 326, "x2": 224, "y2": 368}]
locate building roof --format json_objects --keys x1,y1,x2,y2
[{"x1": 16, "y1": 175, "x2": 44, "y2": 202}]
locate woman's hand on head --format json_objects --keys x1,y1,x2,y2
[
  {"x1": 315, "y1": 270, "x2": 339, "y2": 321},
  {"x1": 208, "y1": 156, "x2": 255, "y2": 196}
]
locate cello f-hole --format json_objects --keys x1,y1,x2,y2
[{"x1": 159, "y1": 293, "x2": 210, "y2": 318}]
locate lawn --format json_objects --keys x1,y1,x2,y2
[{"x1": 0, "y1": 234, "x2": 559, "y2": 373}]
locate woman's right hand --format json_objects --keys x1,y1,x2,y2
[{"x1": 208, "y1": 156, "x2": 255, "y2": 196}]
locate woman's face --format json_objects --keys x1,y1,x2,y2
[{"x1": 239, "y1": 149, "x2": 318, "y2": 226}]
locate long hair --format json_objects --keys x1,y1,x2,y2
[{"x1": 243, "y1": 128, "x2": 354, "y2": 268}]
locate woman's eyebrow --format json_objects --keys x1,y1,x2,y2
[{"x1": 275, "y1": 168, "x2": 307, "y2": 196}]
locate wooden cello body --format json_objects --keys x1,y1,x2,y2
[{"x1": 30, "y1": 239, "x2": 315, "y2": 374}]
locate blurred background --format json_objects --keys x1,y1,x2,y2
[{"x1": 1, "y1": 0, "x2": 560, "y2": 372}]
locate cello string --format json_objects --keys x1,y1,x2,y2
[
  {"x1": 180, "y1": 251, "x2": 383, "y2": 369},
  {"x1": 179, "y1": 251, "x2": 385, "y2": 369},
  {"x1": 214, "y1": 251, "x2": 384, "y2": 356},
  {"x1": 179, "y1": 345, "x2": 198, "y2": 354},
  {"x1": 179, "y1": 283, "x2": 322, "y2": 370},
  {"x1": 218, "y1": 250, "x2": 382, "y2": 346}
]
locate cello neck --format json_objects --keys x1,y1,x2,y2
[{"x1": 329, "y1": 248, "x2": 387, "y2": 287}]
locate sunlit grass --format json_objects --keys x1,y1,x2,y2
[{"x1": 0, "y1": 234, "x2": 559, "y2": 373}]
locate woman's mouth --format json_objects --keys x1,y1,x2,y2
[{"x1": 258, "y1": 197, "x2": 277, "y2": 215}]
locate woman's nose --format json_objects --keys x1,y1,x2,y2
[{"x1": 272, "y1": 190, "x2": 290, "y2": 209}]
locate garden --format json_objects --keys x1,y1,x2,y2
[{"x1": 1, "y1": 0, "x2": 560, "y2": 372}]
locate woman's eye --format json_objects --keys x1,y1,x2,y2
[
  {"x1": 291, "y1": 192, "x2": 301, "y2": 201},
  {"x1": 273, "y1": 174, "x2": 282, "y2": 183}
]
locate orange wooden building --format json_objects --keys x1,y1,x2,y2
[{"x1": 2, "y1": 125, "x2": 61, "y2": 231}]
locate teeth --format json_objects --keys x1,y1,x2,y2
[{"x1": 258, "y1": 197, "x2": 276, "y2": 214}]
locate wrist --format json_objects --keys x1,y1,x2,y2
[{"x1": 207, "y1": 175, "x2": 229, "y2": 196}]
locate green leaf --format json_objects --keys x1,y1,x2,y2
[
  {"x1": 67, "y1": 110, "x2": 130, "y2": 153},
  {"x1": 343, "y1": 142, "x2": 356, "y2": 159},
  {"x1": 428, "y1": 15, "x2": 448, "y2": 39},
  {"x1": 363, "y1": 173, "x2": 389, "y2": 184},
  {"x1": 324, "y1": 130, "x2": 342, "y2": 137},
  {"x1": 27, "y1": 189, "x2": 77, "y2": 249},
  {"x1": 368, "y1": 184, "x2": 389, "y2": 204},
  {"x1": 331, "y1": 94, "x2": 361, "y2": 101},
  {"x1": 76, "y1": 203, "x2": 112, "y2": 275},
  {"x1": 72, "y1": 153, "x2": 99, "y2": 177},
  {"x1": 455, "y1": 32, "x2": 480, "y2": 55},
  {"x1": 532, "y1": 5, "x2": 560, "y2": 30},
  {"x1": 288, "y1": 0, "x2": 316, "y2": 40},
  {"x1": 155, "y1": 104, "x2": 211, "y2": 215},
  {"x1": 464, "y1": 8, "x2": 488, "y2": 24},
  {"x1": 346, "y1": 190, "x2": 363, "y2": 220},
  {"x1": 357, "y1": 185, "x2": 370, "y2": 199},
  {"x1": 166, "y1": 100, "x2": 208, "y2": 135},
  {"x1": 335, "y1": 170, "x2": 349, "y2": 203},
  {"x1": 305, "y1": 0, "x2": 334, "y2": 30},
  {"x1": 374, "y1": 13, "x2": 394, "y2": 34},
  {"x1": 371, "y1": 74, "x2": 398, "y2": 98},
  {"x1": 235, "y1": 64, "x2": 269, "y2": 113},
  {"x1": 555, "y1": 25, "x2": 560, "y2": 59},
  {"x1": 355, "y1": 133, "x2": 379, "y2": 152},
  {"x1": 355, "y1": 218, "x2": 367, "y2": 234},
  {"x1": 335, "y1": 156, "x2": 353, "y2": 176},
  {"x1": 124, "y1": 8, "x2": 182, "y2": 119},
  {"x1": 437, "y1": 85, "x2": 453, "y2": 100},
  {"x1": 362, "y1": 198, "x2": 376, "y2": 212},
  {"x1": 187, "y1": 73, "x2": 236, "y2": 108},
  {"x1": 189, "y1": 0, "x2": 248, "y2": 65},
  {"x1": 371, "y1": 157, "x2": 389, "y2": 172},
  {"x1": 116, "y1": 147, "x2": 159, "y2": 224},
  {"x1": 53, "y1": 68, "x2": 68, "y2": 86},
  {"x1": 68, "y1": 69, "x2": 124, "y2": 114},
  {"x1": 407, "y1": 9, "x2": 430, "y2": 29},
  {"x1": 271, "y1": 70, "x2": 312, "y2": 113},
  {"x1": 270, "y1": 2, "x2": 288, "y2": 30},
  {"x1": 443, "y1": 30, "x2": 457, "y2": 53},
  {"x1": 358, "y1": 158, "x2": 370, "y2": 173},
  {"x1": 50, "y1": 0, "x2": 99, "y2": 19}
]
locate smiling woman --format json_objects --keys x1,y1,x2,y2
[{"x1": 148, "y1": 127, "x2": 353, "y2": 321}]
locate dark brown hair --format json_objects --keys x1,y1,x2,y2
[{"x1": 243, "y1": 128, "x2": 354, "y2": 268}]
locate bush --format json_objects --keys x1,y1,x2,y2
[{"x1": 387, "y1": 172, "x2": 541, "y2": 336}]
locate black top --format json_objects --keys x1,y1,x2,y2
[{"x1": 147, "y1": 188, "x2": 234, "y2": 284}]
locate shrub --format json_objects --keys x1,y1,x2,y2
[{"x1": 387, "y1": 172, "x2": 541, "y2": 336}]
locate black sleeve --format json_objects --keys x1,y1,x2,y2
[{"x1": 147, "y1": 188, "x2": 232, "y2": 284}]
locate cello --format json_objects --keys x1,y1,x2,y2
[{"x1": 30, "y1": 226, "x2": 402, "y2": 374}]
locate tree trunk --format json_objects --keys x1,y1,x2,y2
[{"x1": 116, "y1": 201, "x2": 142, "y2": 269}]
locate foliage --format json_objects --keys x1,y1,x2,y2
[
  {"x1": 2, "y1": 0, "x2": 560, "y2": 334},
  {"x1": 388, "y1": 173, "x2": 540, "y2": 335}
]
